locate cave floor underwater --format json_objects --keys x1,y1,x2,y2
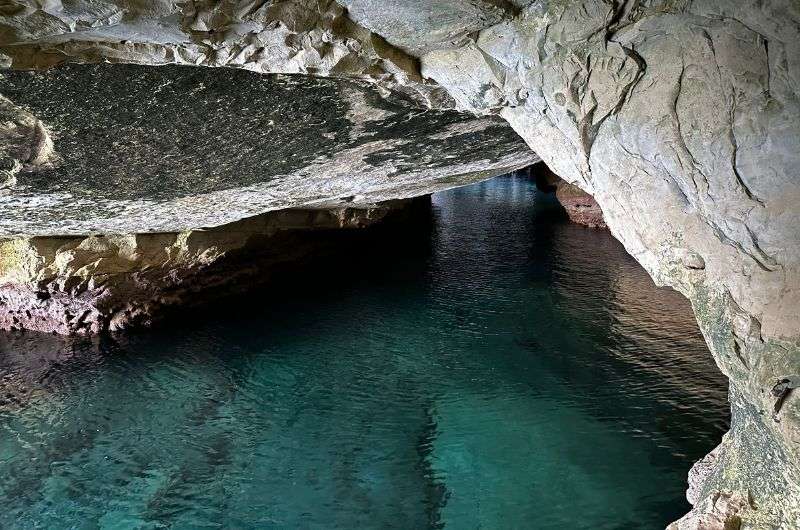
[{"x1": 0, "y1": 174, "x2": 728, "y2": 529}]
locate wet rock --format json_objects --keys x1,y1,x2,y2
[
  {"x1": 667, "y1": 490, "x2": 749, "y2": 530},
  {"x1": 552, "y1": 183, "x2": 606, "y2": 230},
  {"x1": 687, "y1": 444, "x2": 723, "y2": 506}
]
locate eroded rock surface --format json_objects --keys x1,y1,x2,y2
[
  {"x1": 1, "y1": 1, "x2": 799, "y2": 528},
  {"x1": 532, "y1": 163, "x2": 606, "y2": 228},
  {"x1": 0, "y1": 198, "x2": 427, "y2": 334},
  {"x1": 0, "y1": 93, "x2": 58, "y2": 189},
  {"x1": 0, "y1": 0, "x2": 453, "y2": 106}
]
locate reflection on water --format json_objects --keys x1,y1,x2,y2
[{"x1": 0, "y1": 175, "x2": 728, "y2": 529}]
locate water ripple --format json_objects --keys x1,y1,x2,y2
[{"x1": 0, "y1": 175, "x2": 728, "y2": 529}]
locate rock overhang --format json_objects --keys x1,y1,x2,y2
[{"x1": 0, "y1": 62, "x2": 538, "y2": 236}]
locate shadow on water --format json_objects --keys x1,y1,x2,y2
[{"x1": 0, "y1": 175, "x2": 728, "y2": 529}]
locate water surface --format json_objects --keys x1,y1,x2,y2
[{"x1": 0, "y1": 175, "x2": 729, "y2": 529}]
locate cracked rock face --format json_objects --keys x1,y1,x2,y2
[{"x1": 1, "y1": 0, "x2": 799, "y2": 528}]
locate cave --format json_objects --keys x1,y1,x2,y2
[{"x1": 1, "y1": 2, "x2": 798, "y2": 529}]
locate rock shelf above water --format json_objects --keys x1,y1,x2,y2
[
  {"x1": 0, "y1": 63, "x2": 537, "y2": 236},
  {"x1": 0, "y1": 198, "x2": 430, "y2": 334}
]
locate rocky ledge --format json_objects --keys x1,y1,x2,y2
[
  {"x1": 0, "y1": 63, "x2": 537, "y2": 235},
  {"x1": 0, "y1": 198, "x2": 428, "y2": 334}
]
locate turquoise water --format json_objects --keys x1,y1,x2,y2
[{"x1": 0, "y1": 175, "x2": 728, "y2": 529}]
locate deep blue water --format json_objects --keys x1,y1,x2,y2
[{"x1": 0, "y1": 175, "x2": 728, "y2": 529}]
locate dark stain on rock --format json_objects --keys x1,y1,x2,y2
[{"x1": 771, "y1": 376, "x2": 799, "y2": 420}]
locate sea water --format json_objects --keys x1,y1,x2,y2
[{"x1": 0, "y1": 175, "x2": 728, "y2": 529}]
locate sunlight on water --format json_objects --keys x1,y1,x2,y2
[{"x1": 0, "y1": 175, "x2": 728, "y2": 529}]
